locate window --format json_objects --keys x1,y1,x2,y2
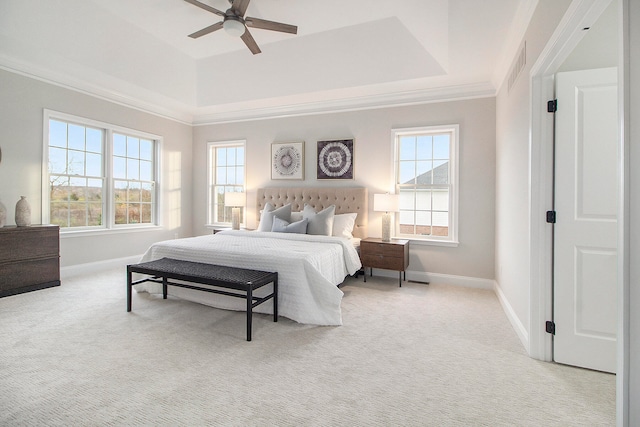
[
  {"x1": 44, "y1": 110, "x2": 160, "y2": 232},
  {"x1": 207, "y1": 141, "x2": 245, "y2": 225},
  {"x1": 48, "y1": 120, "x2": 104, "y2": 228},
  {"x1": 393, "y1": 125, "x2": 459, "y2": 245},
  {"x1": 113, "y1": 133, "x2": 155, "y2": 225}
]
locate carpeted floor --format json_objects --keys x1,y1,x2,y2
[{"x1": 0, "y1": 266, "x2": 615, "y2": 426}]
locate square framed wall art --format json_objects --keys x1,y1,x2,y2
[
  {"x1": 317, "y1": 139, "x2": 354, "y2": 180},
  {"x1": 271, "y1": 142, "x2": 305, "y2": 180}
]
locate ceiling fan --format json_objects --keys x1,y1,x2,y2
[{"x1": 184, "y1": 0, "x2": 298, "y2": 55}]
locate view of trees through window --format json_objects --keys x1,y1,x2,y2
[
  {"x1": 49, "y1": 120, "x2": 104, "y2": 228},
  {"x1": 113, "y1": 133, "x2": 155, "y2": 225},
  {"x1": 47, "y1": 115, "x2": 157, "y2": 230}
]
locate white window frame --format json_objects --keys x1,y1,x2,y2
[
  {"x1": 392, "y1": 124, "x2": 459, "y2": 247},
  {"x1": 42, "y1": 109, "x2": 162, "y2": 235},
  {"x1": 206, "y1": 140, "x2": 246, "y2": 227}
]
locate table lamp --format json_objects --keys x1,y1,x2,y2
[
  {"x1": 224, "y1": 192, "x2": 246, "y2": 230},
  {"x1": 374, "y1": 193, "x2": 399, "y2": 242}
]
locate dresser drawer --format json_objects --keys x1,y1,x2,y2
[
  {"x1": 0, "y1": 226, "x2": 59, "y2": 263},
  {"x1": 0, "y1": 257, "x2": 60, "y2": 292}
]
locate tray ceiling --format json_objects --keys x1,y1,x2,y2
[{"x1": 0, "y1": 0, "x2": 533, "y2": 123}]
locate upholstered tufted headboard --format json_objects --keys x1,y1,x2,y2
[{"x1": 256, "y1": 187, "x2": 368, "y2": 239}]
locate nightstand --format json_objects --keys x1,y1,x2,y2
[
  {"x1": 360, "y1": 238, "x2": 410, "y2": 287},
  {"x1": 211, "y1": 227, "x2": 230, "y2": 234},
  {"x1": 210, "y1": 227, "x2": 253, "y2": 234}
]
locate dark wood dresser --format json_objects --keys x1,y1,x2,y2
[{"x1": 0, "y1": 225, "x2": 60, "y2": 297}]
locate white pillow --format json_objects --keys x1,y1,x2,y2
[
  {"x1": 303, "y1": 204, "x2": 335, "y2": 236},
  {"x1": 271, "y1": 216, "x2": 308, "y2": 234},
  {"x1": 332, "y1": 213, "x2": 357, "y2": 238},
  {"x1": 257, "y1": 203, "x2": 292, "y2": 231},
  {"x1": 290, "y1": 211, "x2": 303, "y2": 222}
]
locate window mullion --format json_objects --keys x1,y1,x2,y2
[{"x1": 105, "y1": 128, "x2": 114, "y2": 229}]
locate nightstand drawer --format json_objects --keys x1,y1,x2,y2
[
  {"x1": 361, "y1": 254, "x2": 405, "y2": 270},
  {"x1": 361, "y1": 241, "x2": 405, "y2": 257}
]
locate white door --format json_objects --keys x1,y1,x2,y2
[{"x1": 553, "y1": 67, "x2": 618, "y2": 373}]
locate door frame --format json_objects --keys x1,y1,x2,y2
[{"x1": 528, "y1": 0, "x2": 628, "y2": 424}]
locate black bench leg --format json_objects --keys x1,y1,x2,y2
[
  {"x1": 163, "y1": 276, "x2": 168, "y2": 299},
  {"x1": 127, "y1": 266, "x2": 132, "y2": 312},
  {"x1": 273, "y1": 278, "x2": 278, "y2": 322},
  {"x1": 246, "y1": 287, "x2": 253, "y2": 341}
]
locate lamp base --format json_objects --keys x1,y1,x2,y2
[
  {"x1": 381, "y1": 212, "x2": 391, "y2": 242},
  {"x1": 231, "y1": 207, "x2": 240, "y2": 230}
]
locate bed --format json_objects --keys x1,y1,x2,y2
[{"x1": 134, "y1": 187, "x2": 368, "y2": 325}]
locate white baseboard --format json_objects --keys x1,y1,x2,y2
[
  {"x1": 370, "y1": 268, "x2": 495, "y2": 290},
  {"x1": 61, "y1": 255, "x2": 142, "y2": 279},
  {"x1": 493, "y1": 281, "x2": 530, "y2": 352}
]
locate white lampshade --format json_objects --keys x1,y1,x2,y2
[
  {"x1": 373, "y1": 193, "x2": 399, "y2": 213},
  {"x1": 223, "y1": 18, "x2": 245, "y2": 37},
  {"x1": 224, "y1": 192, "x2": 246, "y2": 207},
  {"x1": 224, "y1": 192, "x2": 245, "y2": 230},
  {"x1": 374, "y1": 193, "x2": 398, "y2": 242}
]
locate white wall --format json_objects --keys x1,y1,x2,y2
[
  {"x1": 495, "y1": 0, "x2": 572, "y2": 342},
  {"x1": 0, "y1": 69, "x2": 193, "y2": 267},
  {"x1": 192, "y1": 98, "x2": 496, "y2": 281}
]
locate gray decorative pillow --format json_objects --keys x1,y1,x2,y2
[
  {"x1": 271, "y1": 217, "x2": 308, "y2": 234},
  {"x1": 303, "y1": 204, "x2": 335, "y2": 236},
  {"x1": 257, "y1": 203, "x2": 292, "y2": 232}
]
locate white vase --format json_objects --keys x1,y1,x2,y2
[
  {"x1": 0, "y1": 200, "x2": 6, "y2": 227},
  {"x1": 15, "y1": 196, "x2": 31, "y2": 227}
]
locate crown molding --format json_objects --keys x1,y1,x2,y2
[
  {"x1": 0, "y1": 55, "x2": 195, "y2": 125},
  {"x1": 190, "y1": 82, "x2": 497, "y2": 125},
  {"x1": 1, "y1": 54, "x2": 496, "y2": 127}
]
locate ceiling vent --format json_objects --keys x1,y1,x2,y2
[{"x1": 508, "y1": 41, "x2": 527, "y2": 93}]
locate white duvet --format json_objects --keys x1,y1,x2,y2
[{"x1": 134, "y1": 230, "x2": 362, "y2": 325}]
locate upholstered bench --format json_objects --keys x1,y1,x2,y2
[{"x1": 127, "y1": 257, "x2": 278, "y2": 341}]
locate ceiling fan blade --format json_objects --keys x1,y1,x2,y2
[
  {"x1": 245, "y1": 17, "x2": 297, "y2": 34},
  {"x1": 231, "y1": 0, "x2": 251, "y2": 17},
  {"x1": 241, "y1": 29, "x2": 261, "y2": 55},
  {"x1": 188, "y1": 21, "x2": 224, "y2": 38},
  {"x1": 183, "y1": 0, "x2": 225, "y2": 17}
]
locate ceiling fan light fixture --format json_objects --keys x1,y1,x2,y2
[
  {"x1": 223, "y1": 17, "x2": 245, "y2": 37},
  {"x1": 184, "y1": 0, "x2": 297, "y2": 54}
]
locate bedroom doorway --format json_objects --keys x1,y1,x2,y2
[{"x1": 552, "y1": 67, "x2": 618, "y2": 373}]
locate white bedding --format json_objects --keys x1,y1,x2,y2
[{"x1": 134, "y1": 230, "x2": 362, "y2": 325}]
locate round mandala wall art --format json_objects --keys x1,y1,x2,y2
[
  {"x1": 317, "y1": 139, "x2": 354, "y2": 180},
  {"x1": 271, "y1": 142, "x2": 304, "y2": 180}
]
